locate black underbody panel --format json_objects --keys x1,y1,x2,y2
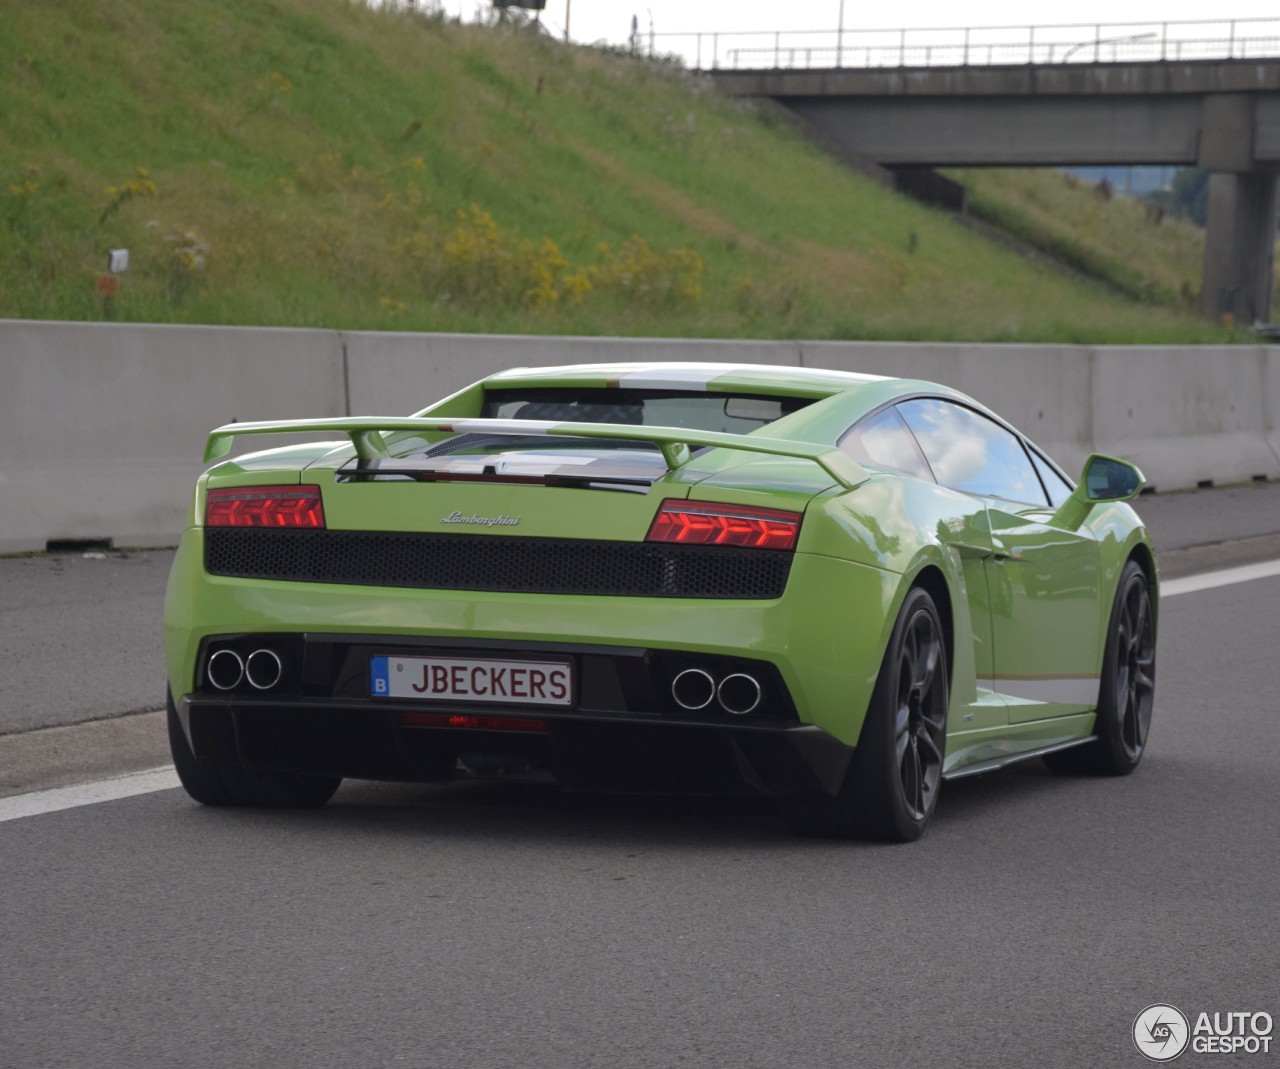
[{"x1": 180, "y1": 633, "x2": 851, "y2": 797}]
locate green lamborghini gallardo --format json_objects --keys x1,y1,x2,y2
[{"x1": 164, "y1": 362, "x2": 1157, "y2": 841}]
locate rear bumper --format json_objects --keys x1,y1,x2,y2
[
  {"x1": 177, "y1": 693, "x2": 854, "y2": 797},
  {"x1": 165, "y1": 526, "x2": 901, "y2": 749}
]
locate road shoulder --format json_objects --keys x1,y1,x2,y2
[
  {"x1": 0, "y1": 710, "x2": 167, "y2": 799},
  {"x1": 1156, "y1": 531, "x2": 1280, "y2": 579}
]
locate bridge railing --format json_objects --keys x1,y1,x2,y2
[{"x1": 648, "y1": 18, "x2": 1280, "y2": 71}]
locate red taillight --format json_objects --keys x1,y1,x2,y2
[
  {"x1": 646, "y1": 500, "x2": 802, "y2": 551},
  {"x1": 401, "y1": 712, "x2": 548, "y2": 733},
  {"x1": 205, "y1": 485, "x2": 326, "y2": 528}
]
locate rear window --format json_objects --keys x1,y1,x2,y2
[
  {"x1": 482, "y1": 388, "x2": 812, "y2": 434},
  {"x1": 839, "y1": 406, "x2": 933, "y2": 481}
]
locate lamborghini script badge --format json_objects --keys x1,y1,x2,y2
[{"x1": 440, "y1": 512, "x2": 521, "y2": 528}]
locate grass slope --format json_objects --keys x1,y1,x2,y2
[
  {"x1": 0, "y1": 0, "x2": 1241, "y2": 342},
  {"x1": 951, "y1": 167, "x2": 1280, "y2": 315}
]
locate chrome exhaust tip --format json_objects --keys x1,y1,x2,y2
[
  {"x1": 717, "y1": 673, "x2": 762, "y2": 715},
  {"x1": 207, "y1": 649, "x2": 245, "y2": 691},
  {"x1": 245, "y1": 648, "x2": 283, "y2": 691},
  {"x1": 671, "y1": 668, "x2": 716, "y2": 711}
]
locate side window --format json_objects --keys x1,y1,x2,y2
[
  {"x1": 897, "y1": 398, "x2": 1048, "y2": 507},
  {"x1": 1029, "y1": 448, "x2": 1074, "y2": 509},
  {"x1": 839, "y1": 407, "x2": 934, "y2": 481}
]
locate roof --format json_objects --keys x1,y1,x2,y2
[{"x1": 481, "y1": 362, "x2": 894, "y2": 398}]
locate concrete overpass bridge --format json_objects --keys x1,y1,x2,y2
[{"x1": 653, "y1": 19, "x2": 1280, "y2": 322}]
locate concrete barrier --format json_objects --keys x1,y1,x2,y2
[
  {"x1": 1265, "y1": 346, "x2": 1280, "y2": 476},
  {"x1": 0, "y1": 321, "x2": 344, "y2": 553},
  {"x1": 1093, "y1": 345, "x2": 1280, "y2": 491},
  {"x1": 2, "y1": 319, "x2": 1277, "y2": 552}
]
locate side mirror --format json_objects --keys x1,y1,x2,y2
[
  {"x1": 1049, "y1": 453, "x2": 1145, "y2": 530},
  {"x1": 1081, "y1": 454, "x2": 1144, "y2": 502}
]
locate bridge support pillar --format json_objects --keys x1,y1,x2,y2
[{"x1": 1199, "y1": 170, "x2": 1279, "y2": 324}]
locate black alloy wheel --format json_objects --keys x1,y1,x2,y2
[
  {"x1": 786, "y1": 585, "x2": 949, "y2": 842},
  {"x1": 1045, "y1": 559, "x2": 1156, "y2": 776},
  {"x1": 1114, "y1": 568, "x2": 1157, "y2": 762},
  {"x1": 166, "y1": 692, "x2": 342, "y2": 808},
  {"x1": 893, "y1": 603, "x2": 948, "y2": 822}
]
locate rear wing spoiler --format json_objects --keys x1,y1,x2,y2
[{"x1": 203, "y1": 416, "x2": 868, "y2": 489}]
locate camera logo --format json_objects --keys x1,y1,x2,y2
[{"x1": 1134, "y1": 1004, "x2": 1191, "y2": 1062}]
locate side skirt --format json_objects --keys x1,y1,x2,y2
[{"x1": 942, "y1": 735, "x2": 1096, "y2": 781}]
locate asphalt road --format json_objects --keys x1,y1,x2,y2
[
  {"x1": 1, "y1": 564, "x2": 1278, "y2": 1068},
  {"x1": 1135, "y1": 480, "x2": 1280, "y2": 549},
  {"x1": 0, "y1": 547, "x2": 171, "y2": 734}
]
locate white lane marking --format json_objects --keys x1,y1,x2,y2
[
  {"x1": 1163, "y1": 558, "x2": 1280, "y2": 598},
  {"x1": 0, "y1": 766, "x2": 179, "y2": 824}
]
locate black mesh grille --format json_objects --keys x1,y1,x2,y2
[{"x1": 205, "y1": 529, "x2": 792, "y2": 599}]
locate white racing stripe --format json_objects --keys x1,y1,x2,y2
[
  {"x1": 0, "y1": 767, "x2": 179, "y2": 824},
  {"x1": 982, "y1": 677, "x2": 1100, "y2": 705},
  {"x1": 449, "y1": 418, "x2": 558, "y2": 435},
  {"x1": 1, "y1": 560, "x2": 1277, "y2": 823},
  {"x1": 616, "y1": 366, "x2": 724, "y2": 389},
  {"x1": 1162, "y1": 558, "x2": 1280, "y2": 598}
]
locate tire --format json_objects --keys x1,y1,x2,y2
[
  {"x1": 1044, "y1": 559, "x2": 1155, "y2": 776},
  {"x1": 786, "y1": 586, "x2": 949, "y2": 842},
  {"x1": 167, "y1": 692, "x2": 341, "y2": 808}
]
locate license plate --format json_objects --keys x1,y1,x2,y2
[{"x1": 370, "y1": 655, "x2": 573, "y2": 707}]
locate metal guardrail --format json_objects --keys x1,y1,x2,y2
[{"x1": 647, "y1": 18, "x2": 1280, "y2": 71}]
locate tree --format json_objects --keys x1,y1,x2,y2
[{"x1": 1145, "y1": 168, "x2": 1209, "y2": 227}]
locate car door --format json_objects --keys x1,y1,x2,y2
[{"x1": 898, "y1": 399, "x2": 1102, "y2": 724}]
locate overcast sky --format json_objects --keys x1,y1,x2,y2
[{"x1": 452, "y1": 1, "x2": 1279, "y2": 53}]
